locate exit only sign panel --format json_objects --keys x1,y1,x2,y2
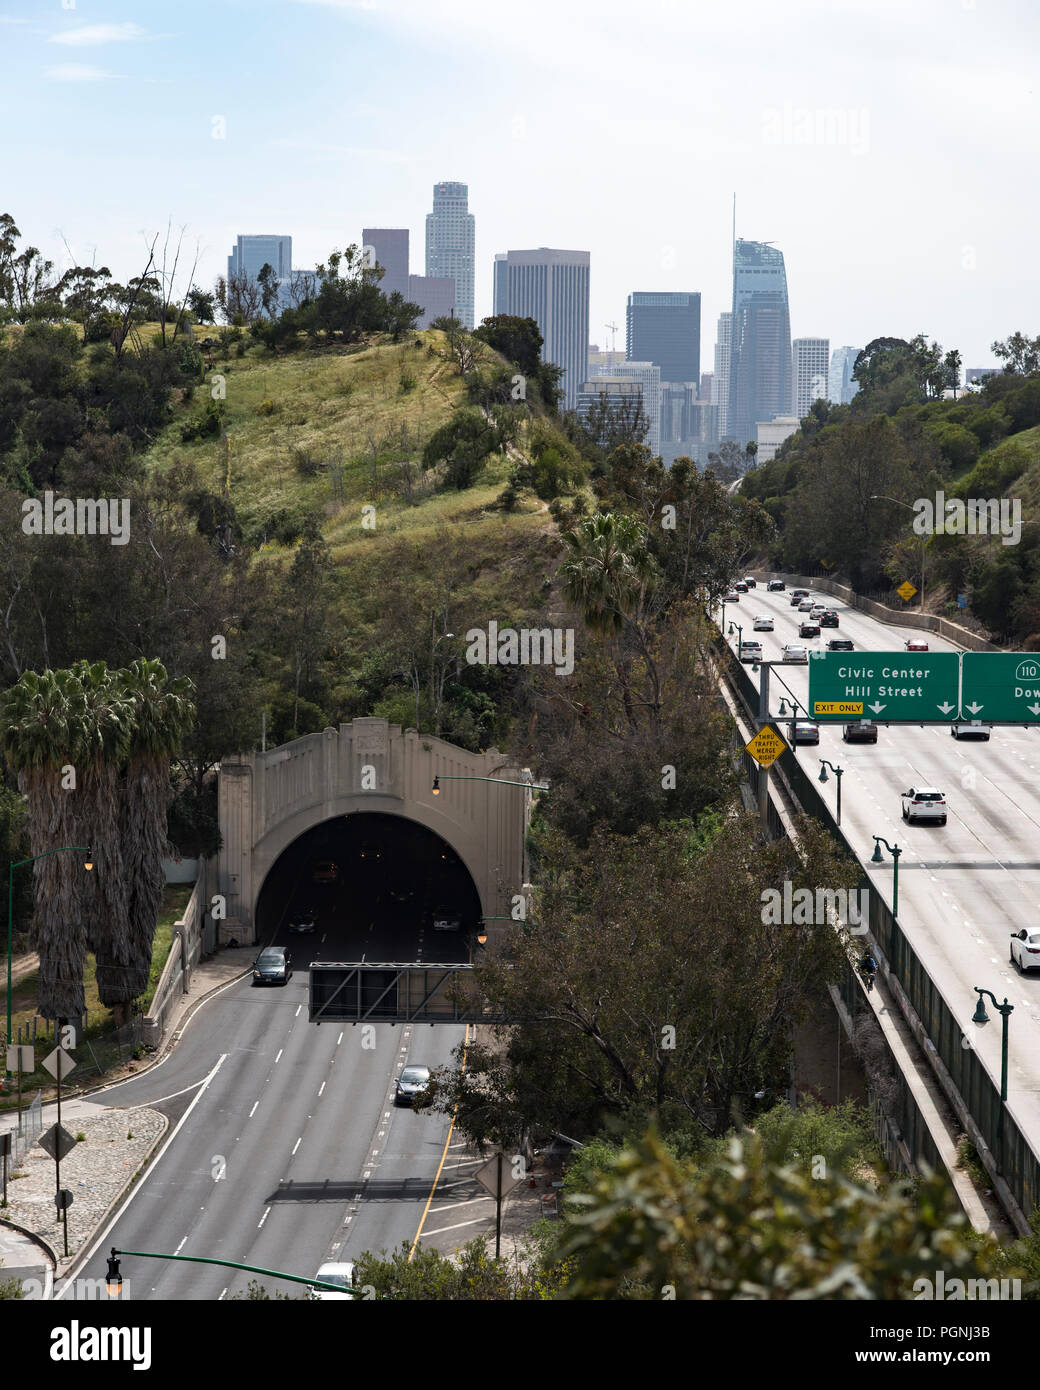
[{"x1": 809, "y1": 651, "x2": 960, "y2": 721}]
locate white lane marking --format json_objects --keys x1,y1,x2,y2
[
  {"x1": 258, "y1": 1206, "x2": 271, "y2": 1229},
  {"x1": 292, "y1": 1137, "x2": 302, "y2": 1155},
  {"x1": 337, "y1": 1032, "x2": 344, "y2": 1045},
  {"x1": 421, "y1": 1216, "x2": 494, "y2": 1236},
  {"x1": 318, "y1": 1081, "x2": 326, "y2": 1097},
  {"x1": 218, "y1": 1287, "x2": 228, "y2": 1300},
  {"x1": 295, "y1": 1005, "x2": 302, "y2": 1017},
  {"x1": 429, "y1": 1195, "x2": 495, "y2": 1214},
  {"x1": 174, "y1": 1237, "x2": 187, "y2": 1255},
  {"x1": 249, "y1": 1100, "x2": 259, "y2": 1118},
  {"x1": 57, "y1": 1053, "x2": 229, "y2": 1296},
  {"x1": 275, "y1": 1049, "x2": 283, "y2": 1063}
]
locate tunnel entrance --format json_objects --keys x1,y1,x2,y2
[{"x1": 254, "y1": 812, "x2": 482, "y2": 964}]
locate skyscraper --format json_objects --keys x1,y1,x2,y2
[
  {"x1": 407, "y1": 273, "x2": 455, "y2": 328},
  {"x1": 362, "y1": 228, "x2": 410, "y2": 300},
  {"x1": 228, "y1": 235, "x2": 293, "y2": 306},
  {"x1": 713, "y1": 312, "x2": 732, "y2": 440},
  {"x1": 493, "y1": 248, "x2": 590, "y2": 409},
  {"x1": 727, "y1": 239, "x2": 793, "y2": 447},
  {"x1": 625, "y1": 292, "x2": 701, "y2": 385},
  {"x1": 611, "y1": 360, "x2": 661, "y2": 456},
  {"x1": 828, "y1": 345, "x2": 861, "y2": 405},
  {"x1": 426, "y1": 182, "x2": 475, "y2": 329},
  {"x1": 793, "y1": 337, "x2": 830, "y2": 418}
]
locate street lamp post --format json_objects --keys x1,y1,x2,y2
[
  {"x1": 6, "y1": 846, "x2": 93, "y2": 1073},
  {"x1": 870, "y1": 835, "x2": 902, "y2": 917},
  {"x1": 971, "y1": 987, "x2": 1014, "y2": 1137},
  {"x1": 870, "y1": 494, "x2": 926, "y2": 613},
  {"x1": 105, "y1": 1247, "x2": 355, "y2": 1299},
  {"x1": 818, "y1": 759, "x2": 844, "y2": 825},
  {"x1": 728, "y1": 620, "x2": 744, "y2": 653}
]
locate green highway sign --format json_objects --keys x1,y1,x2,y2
[
  {"x1": 808, "y1": 651, "x2": 960, "y2": 722},
  {"x1": 961, "y1": 653, "x2": 1040, "y2": 722}
]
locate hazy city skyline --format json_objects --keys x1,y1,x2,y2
[{"x1": 2, "y1": 0, "x2": 1035, "y2": 369}]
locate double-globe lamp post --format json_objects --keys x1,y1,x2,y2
[
  {"x1": 871, "y1": 835, "x2": 902, "y2": 918},
  {"x1": 818, "y1": 759, "x2": 844, "y2": 826},
  {"x1": 7, "y1": 846, "x2": 93, "y2": 1073}
]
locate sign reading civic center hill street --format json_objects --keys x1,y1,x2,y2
[
  {"x1": 960, "y1": 653, "x2": 1040, "y2": 722},
  {"x1": 808, "y1": 651, "x2": 960, "y2": 722}
]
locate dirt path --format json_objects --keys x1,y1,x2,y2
[{"x1": 9, "y1": 951, "x2": 39, "y2": 987}]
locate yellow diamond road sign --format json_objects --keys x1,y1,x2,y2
[
  {"x1": 897, "y1": 580, "x2": 917, "y2": 602},
  {"x1": 745, "y1": 724, "x2": 786, "y2": 768}
]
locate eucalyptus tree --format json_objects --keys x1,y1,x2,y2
[
  {"x1": 118, "y1": 659, "x2": 195, "y2": 1002},
  {"x1": 0, "y1": 669, "x2": 90, "y2": 1019}
]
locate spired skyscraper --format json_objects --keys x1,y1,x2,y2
[
  {"x1": 727, "y1": 239, "x2": 793, "y2": 446},
  {"x1": 425, "y1": 182, "x2": 475, "y2": 329}
]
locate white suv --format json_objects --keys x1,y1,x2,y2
[{"x1": 901, "y1": 786, "x2": 947, "y2": 825}]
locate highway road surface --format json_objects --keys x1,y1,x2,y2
[
  {"x1": 60, "y1": 916, "x2": 468, "y2": 1300},
  {"x1": 722, "y1": 584, "x2": 1040, "y2": 1158}
]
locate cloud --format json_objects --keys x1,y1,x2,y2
[
  {"x1": 49, "y1": 23, "x2": 146, "y2": 46},
  {"x1": 45, "y1": 64, "x2": 115, "y2": 82}
]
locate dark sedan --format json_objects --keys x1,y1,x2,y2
[
  {"x1": 843, "y1": 723, "x2": 878, "y2": 744},
  {"x1": 818, "y1": 610, "x2": 839, "y2": 627},
  {"x1": 799, "y1": 620, "x2": 820, "y2": 638},
  {"x1": 827, "y1": 638, "x2": 854, "y2": 652},
  {"x1": 253, "y1": 946, "x2": 292, "y2": 985}
]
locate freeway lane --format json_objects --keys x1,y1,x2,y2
[
  {"x1": 63, "y1": 944, "x2": 465, "y2": 1300},
  {"x1": 724, "y1": 585, "x2": 1040, "y2": 1149}
]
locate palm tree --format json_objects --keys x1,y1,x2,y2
[
  {"x1": 0, "y1": 669, "x2": 90, "y2": 1020},
  {"x1": 559, "y1": 512, "x2": 656, "y2": 634},
  {"x1": 118, "y1": 659, "x2": 195, "y2": 1002},
  {"x1": 71, "y1": 661, "x2": 134, "y2": 1017}
]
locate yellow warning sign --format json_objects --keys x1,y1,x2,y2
[
  {"x1": 745, "y1": 724, "x2": 786, "y2": 768},
  {"x1": 897, "y1": 580, "x2": 918, "y2": 602},
  {"x1": 813, "y1": 701, "x2": 863, "y2": 716}
]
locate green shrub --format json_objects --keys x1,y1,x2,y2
[{"x1": 256, "y1": 398, "x2": 278, "y2": 416}]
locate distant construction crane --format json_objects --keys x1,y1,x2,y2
[{"x1": 604, "y1": 321, "x2": 619, "y2": 355}]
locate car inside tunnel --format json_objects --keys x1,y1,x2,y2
[{"x1": 255, "y1": 812, "x2": 482, "y2": 964}]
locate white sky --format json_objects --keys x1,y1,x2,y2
[{"x1": 1, "y1": 0, "x2": 1037, "y2": 369}]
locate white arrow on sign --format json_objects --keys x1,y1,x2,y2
[
  {"x1": 965, "y1": 702, "x2": 984, "y2": 714},
  {"x1": 937, "y1": 702, "x2": 955, "y2": 714},
  {"x1": 1030, "y1": 703, "x2": 1040, "y2": 716},
  {"x1": 868, "y1": 702, "x2": 886, "y2": 714}
]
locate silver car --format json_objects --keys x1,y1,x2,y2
[
  {"x1": 782, "y1": 643, "x2": 808, "y2": 664},
  {"x1": 395, "y1": 1064, "x2": 431, "y2": 1106}
]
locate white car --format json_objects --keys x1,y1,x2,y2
[
  {"x1": 901, "y1": 786, "x2": 947, "y2": 825},
  {"x1": 782, "y1": 644, "x2": 808, "y2": 663},
  {"x1": 1010, "y1": 929, "x2": 1040, "y2": 973},
  {"x1": 810, "y1": 604, "x2": 827, "y2": 617},
  {"x1": 798, "y1": 598, "x2": 815, "y2": 612},
  {"x1": 753, "y1": 615, "x2": 774, "y2": 632},
  {"x1": 739, "y1": 640, "x2": 763, "y2": 663},
  {"x1": 311, "y1": 1262, "x2": 355, "y2": 1300}
]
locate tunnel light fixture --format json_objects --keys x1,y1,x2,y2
[{"x1": 432, "y1": 777, "x2": 440, "y2": 795}]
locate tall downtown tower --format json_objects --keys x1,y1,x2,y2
[
  {"x1": 425, "y1": 181, "x2": 475, "y2": 329},
  {"x1": 727, "y1": 238, "x2": 793, "y2": 446}
]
